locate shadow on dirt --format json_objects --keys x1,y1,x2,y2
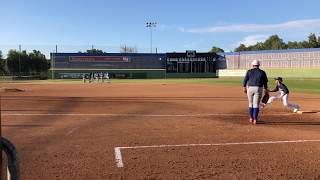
[
  {"x1": 2, "y1": 124, "x2": 51, "y2": 128},
  {"x1": 258, "y1": 121, "x2": 320, "y2": 126}
]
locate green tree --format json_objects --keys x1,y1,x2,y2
[
  {"x1": 210, "y1": 46, "x2": 224, "y2": 53},
  {"x1": 0, "y1": 50, "x2": 5, "y2": 74},
  {"x1": 234, "y1": 33, "x2": 320, "y2": 52},
  {"x1": 247, "y1": 42, "x2": 265, "y2": 51},
  {"x1": 29, "y1": 50, "x2": 49, "y2": 73},
  {"x1": 234, "y1": 44, "x2": 247, "y2": 52},
  {"x1": 263, "y1": 35, "x2": 286, "y2": 50},
  {"x1": 85, "y1": 48, "x2": 105, "y2": 54},
  {"x1": 7, "y1": 50, "x2": 27, "y2": 74},
  {"x1": 301, "y1": 41, "x2": 311, "y2": 48},
  {"x1": 287, "y1": 41, "x2": 299, "y2": 49},
  {"x1": 256, "y1": 42, "x2": 266, "y2": 50},
  {"x1": 6, "y1": 49, "x2": 49, "y2": 75},
  {"x1": 308, "y1": 33, "x2": 319, "y2": 48}
]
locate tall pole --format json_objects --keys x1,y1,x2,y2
[
  {"x1": 52, "y1": 45, "x2": 57, "y2": 80},
  {"x1": 238, "y1": 51, "x2": 241, "y2": 69},
  {"x1": 51, "y1": 52, "x2": 53, "y2": 80},
  {"x1": 18, "y1": 45, "x2": 21, "y2": 77},
  {"x1": 150, "y1": 27, "x2": 152, "y2": 53},
  {"x1": 146, "y1": 22, "x2": 157, "y2": 53}
]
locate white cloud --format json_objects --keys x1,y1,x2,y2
[
  {"x1": 183, "y1": 19, "x2": 320, "y2": 33},
  {"x1": 158, "y1": 24, "x2": 185, "y2": 32},
  {"x1": 238, "y1": 35, "x2": 268, "y2": 46}
]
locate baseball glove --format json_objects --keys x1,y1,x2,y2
[{"x1": 261, "y1": 92, "x2": 269, "y2": 104}]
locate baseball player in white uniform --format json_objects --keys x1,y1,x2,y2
[{"x1": 261, "y1": 77, "x2": 300, "y2": 113}]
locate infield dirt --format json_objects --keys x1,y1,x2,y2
[{"x1": 1, "y1": 83, "x2": 320, "y2": 179}]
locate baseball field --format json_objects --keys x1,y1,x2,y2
[{"x1": 1, "y1": 78, "x2": 320, "y2": 179}]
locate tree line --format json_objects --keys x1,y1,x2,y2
[
  {"x1": 0, "y1": 49, "x2": 50, "y2": 76},
  {"x1": 78, "y1": 48, "x2": 106, "y2": 54},
  {"x1": 0, "y1": 51, "x2": 5, "y2": 74},
  {"x1": 0, "y1": 48, "x2": 113, "y2": 76},
  {"x1": 78, "y1": 45, "x2": 138, "y2": 54},
  {"x1": 210, "y1": 33, "x2": 320, "y2": 53},
  {"x1": 1, "y1": 35, "x2": 319, "y2": 76}
]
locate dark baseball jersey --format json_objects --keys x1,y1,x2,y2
[
  {"x1": 270, "y1": 83, "x2": 289, "y2": 94},
  {"x1": 243, "y1": 68, "x2": 268, "y2": 88}
]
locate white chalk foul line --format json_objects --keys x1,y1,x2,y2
[
  {"x1": 2, "y1": 113, "x2": 294, "y2": 117},
  {"x1": 114, "y1": 139, "x2": 320, "y2": 168}
]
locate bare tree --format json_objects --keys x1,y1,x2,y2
[{"x1": 120, "y1": 45, "x2": 137, "y2": 53}]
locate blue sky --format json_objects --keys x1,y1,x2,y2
[{"x1": 1, "y1": 0, "x2": 320, "y2": 56}]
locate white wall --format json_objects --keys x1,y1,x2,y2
[{"x1": 217, "y1": 69, "x2": 247, "y2": 77}]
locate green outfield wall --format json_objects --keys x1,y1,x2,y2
[
  {"x1": 49, "y1": 69, "x2": 166, "y2": 79},
  {"x1": 49, "y1": 69, "x2": 217, "y2": 79}
]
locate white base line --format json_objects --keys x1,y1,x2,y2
[
  {"x1": 114, "y1": 147, "x2": 124, "y2": 168},
  {"x1": 2, "y1": 113, "x2": 294, "y2": 117},
  {"x1": 114, "y1": 139, "x2": 320, "y2": 168}
]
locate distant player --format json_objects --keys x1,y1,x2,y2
[
  {"x1": 89, "y1": 72, "x2": 93, "y2": 83},
  {"x1": 85, "y1": 74, "x2": 89, "y2": 83},
  {"x1": 100, "y1": 72, "x2": 105, "y2": 83},
  {"x1": 105, "y1": 72, "x2": 110, "y2": 83},
  {"x1": 82, "y1": 74, "x2": 86, "y2": 83},
  {"x1": 95, "y1": 73, "x2": 99, "y2": 82},
  {"x1": 96, "y1": 73, "x2": 101, "y2": 83},
  {"x1": 261, "y1": 77, "x2": 300, "y2": 113}
]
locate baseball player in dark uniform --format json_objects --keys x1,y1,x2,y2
[
  {"x1": 243, "y1": 60, "x2": 269, "y2": 124},
  {"x1": 261, "y1": 77, "x2": 300, "y2": 112}
]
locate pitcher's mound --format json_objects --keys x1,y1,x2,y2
[{"x1": 0, "y1": 87, "x2": 25, "y2": 92}]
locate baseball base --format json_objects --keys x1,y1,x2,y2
[{"x1": 296, "y1": 110, "x2": 318, "y2": 114}]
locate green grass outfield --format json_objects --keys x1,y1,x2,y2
[
  {"x1": 264, "y1": 69, "x2": 320, "y2": 78},
  {"x1": 1, "y1": 77, "x2": 320, "y2": 94}
]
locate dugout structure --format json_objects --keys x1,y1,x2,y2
[
  {"x1": 166, "y1": 51, "x2": 217, "y2": 78},
  {"x1": 50, "y1": 51, "x2": 218, "y2": 79}
]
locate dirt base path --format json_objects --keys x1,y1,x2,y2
[{"x1": 1, "y1": 83, "x2": 320, "y2": 179}]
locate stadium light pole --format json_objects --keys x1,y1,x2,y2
[
  {"x1": 238, "y1": 51, "x2": 241, "y2": 69},
  {"x1": 146, "y1": 22, "x2": 157, "y2": 53},
  {"x1": 51, "y1": 45, "x2": 57, "y2": 80},
  {"x1": 18, "y1": 45, "x2": 21, "y2": 77}
]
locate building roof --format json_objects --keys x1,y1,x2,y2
[{"x1": 50, "y1": 53, "x2": 166, "y2": 57}]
